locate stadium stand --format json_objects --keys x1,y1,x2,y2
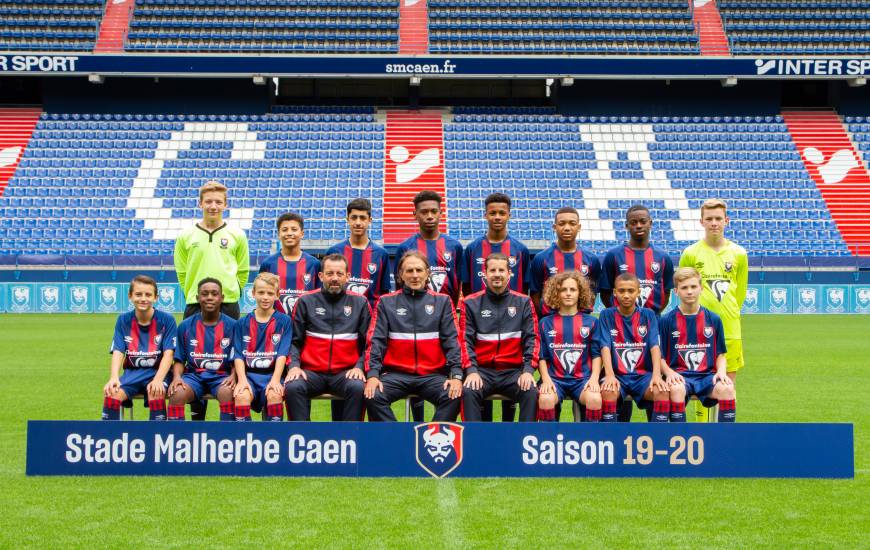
[
  {"x1": 0, "y1": 106, "x2": 854, "y2": 260},
  {"x1": 125, "y1": 0, "x2": 400, "y2": 53},
  {"x1": 719, "y1": 0, "x2": 870, "y2": 55},
  {"x1": 427, "y1": 0, "x2": 701, "y2": 55},
  {"x1": 0, "y1": 0, "x2": 103, "y2": 52}
]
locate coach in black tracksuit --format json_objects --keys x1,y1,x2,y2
[
  {"x1": 364, "y1": 251, "x2": 464, "y2": 422},
  {"x1": 284, "y1": 254, "x2": 371, "y2": 421},
  {"x1": 461, "y1": 252, "x2": 540, "y2": 422}
]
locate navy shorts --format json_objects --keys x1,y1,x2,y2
[
  {"x1": 119, "y1": 368, "x2": 163, "y2": 400},
  {"x1": 246, "y1": 372, "x2": 275, "y2": 411},
  {"x1": 551, "y1": 377, "x2": 591, "y2": 404},
  {"x1": 182, "y1": 371, "x2": 230, "y2": 401},
  {"x1": 682, "y1": 372, "x2": 718, "y2": 407},
  {"x1": 617, "y1": 372, "x2": 652, "y2": 405}
]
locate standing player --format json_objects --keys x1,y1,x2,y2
[
  {"x1": 530, "y1": 206, "x2": 601, "y2": 317},
  {"x1": 394, "y1": 190, "x2": 464, "y2": 421},
  {"x1": 364, "y1": 252, "x2": 464, "y2": 422},
  {"x1": 231, "y1": 273, "x2": 292, "y2": 421},
  {"x1": 326, "y1": 198, "x2": 391, "y2": 421},
  {"x1": 284, "y1": 254, "x2": 371, "y2": 421},
  {"x1": 461, "y1": 192, "x2": 530, "y2": 422},
  {"x1": 596, "y1": 273, "x2": 670, "y2": 422},
  {"x1": 174, "y1": 180, "x2": 248, "y2": 420},
  {"x1": 101, "y1": 275, "x2": 176, "y2": 421},
  {"x1": 258, "y1": 212, "x2": 320, "y2": 314},
  {"x1": 659, "y1": 267, "x2": 736, "y2": 422},
  {"x1": 679, "y1": 198, "x2": 747, "y2": 421},
  {"x1": 537, "y1": 272, "x2": 603, "y2": 422},
  {"x1": 167, "y1": 278, "x2": 236, "y2": 421},
  {"x1": 461, "y1": 253, "x2": 539, "y2": 422},
  {"x1": 599, "y1": 204, "x2": 673, "y2": 422}
]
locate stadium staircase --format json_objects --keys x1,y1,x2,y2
[
  {"x1": 398, "y1": 0, "x2": 429, "y2": 54},
  {"x1": 94, "y1": 0, "x2": 136, "y2": 53},
  {"x1": 382, "y1": 110, "x2": 447, "y2": 243},
  {"x1": 783, "y1": 110, "x2": 870, "y2": 254},
  {"x1": 691, "y1": 0, "x2": 730, "y2": 55},
  {"x1": 0, "y1": 108, "x2": 41, "y2": 198}
]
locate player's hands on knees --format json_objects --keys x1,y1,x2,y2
[
  {"x1": 665, "y1": 371, "x2": 684, "y2": 388},
  {"x1": 540, "y1": 379, "x2": 556, "y2": 395},
  {"x1": 233, "y1": 381, "x2": 251, "y2": 399},
  {"x1": 602, "y1": 375, "x2": 619, "y2": 392},
  {"x1": 463, "y1": 372, "x2": 482, "y2": 390},
  {"x1": 284, "y1": 366, "x2": 307, "y2": 383},
  {"x1": 219, "y1": 376, "x2": 236, "y2": 390},
  {"x1": 714, "y1": 371, "x2": 733, "y2": 386},
  {"x1": 103, "y1": 377, "x2": 121, "y2": 397},
  {"x1": 266, "y1": 379, "x2": 284, "y2": 399},
  {"x1": 517, "y1": 372, "x2": 535, "y2": 391},
  {"x1": 444, "y1": 378, "x2": 463, "y2": 399},
  {"x1": 346, "y1": 367, "x2": 365, "y2": 381},
  {"x1": 364, "y1": 377, "x2": 382, "y2": 399},
  {"x1": 650, "y1": 376, "x2": 669, "y2": 394},
  {"x1": 168, "y1": 378, "x2": 187, "y2": 396},
  {"x1": 586, "y1": 379, "x2": 600, "y2": 394},
  {"x1": 146, "y1": 380, "x2": 166, "y2": 400}
]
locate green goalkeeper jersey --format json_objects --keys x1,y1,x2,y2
[
  {"x1": 679, "y1": 239, "x2": 749, "y2": 340},
  {"x1": 174, "y1": 223, "x2": 250, "y2": 305}
]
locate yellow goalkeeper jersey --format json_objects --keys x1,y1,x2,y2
[{"x1": 679, "y1": 239, "x2": 748, "y2": 340}]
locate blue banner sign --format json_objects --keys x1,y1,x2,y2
[
  {"x1": 1, "y1": 54, "x2": 869, "y2": 79},
  {"x1": 26, "y1": 421, "x2": 853, "y2": 478}
]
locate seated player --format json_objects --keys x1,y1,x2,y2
[
  {"x1": 167, "y1": 278, "x2": 237, "y2": 421},
  {"x1": 461, "y1": 253, "x2": 539, "y2": 422},
  {"x1": 537, "y1": 271, "x2": 603, "y2": 422},
  {"x1": 101, "y1": 275, "x2": 177, "y2": 421},
  {"x1": 364, "y1": 251, "x2": 464, "y2": 422},
  {"x1": 596, "y1": 273, "x2": 670, "y2": 422},
  {"x1": 284, "y1": 254, "x2": 371, "y2": 421},
  {"x1": 659, "y1": 267, "x2": 736, "y2": 422},
  {"x1": 232, "y1": 273, "x2": 292, "y2": 421}
]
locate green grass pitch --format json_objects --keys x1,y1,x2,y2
[{"x1": 0, "y1": 314, "x2": 867, "y2": 547}]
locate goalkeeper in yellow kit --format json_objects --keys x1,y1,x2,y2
[{"x1": 679, "y1": 199, "x2": 748, "y2": 421}]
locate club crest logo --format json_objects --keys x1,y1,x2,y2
[
  {"x1": 796, "y1": 287, "x2": 817, "y2": 313},
  {"x1": 580, "y1": 326, "x2": 590, "y2": 339},
  {"x1": 618, "y1": 348, "x2": 643, "y2": 373},
  {"x1": 158, "y1": 287, "x2": 175, "y2": 308},
  {"x1": 69, "y1": 285, "x2": 90, "y2": 312},
  {"x1": 703, "y1": 326, "x2": 714, "y2": 339},
  {"x1": 768, "y1": 287, "x2": 789, "y2": 313},
  {"x1": 854, "y1": 288, "x2": 870, "y2": 313},
  {"x1": 303, "y1": 273, "x2": 311, "y2": 285},
  {"x1": 429, "y1": 272, "x2": 447, "y2": 293},
  {"x1": 743, "y1": 287, "x2": 759, "y2": 313},
  {"x1": 508, "y1": 256, "x2": 517, "y2": 267},
  {"x1": 638, "y1": 325, "x2": 647, "y2": 338},
  {"x1": 367, "y1": 262, "x2": 377, "y2": 275},
  {"x1": 11, "y1": 285, "x2": 31, "y2": 312},
  {"x1": 442, "y1": 251, "x2": 452, "y2": 263},
  {"x1": 507, "y1": 306, "x2": 517, "y2": 318},
  {"x1": 580, "y1": 264, "x2": 589, "y2": 276},
  {"x1": 425, "y1": 304, "x2": 435, "y2": 315},
  {"x1": 558, "y1": 349, "x2": 582, "y2": 375},
  {"x1": 724, "y1": 261, "x2": 733, "y2": 273},
  {"x1": 344, "y1": 305, "x2": 353, "y2": 317},
  {"x1": 679, "y1": 349, "x2": 706, "y2": 371},
  {"x1": 40, "y1": 286, "x2": 60, "y2": 312},
  {"x1": 415, "y1": 422, "x2": 464, "y2": 478},
  {"x1": 825, "y1": 287, "x2": 846, "y2": 313},
  {"x1": 709, "y1": 279, "x2": 730, "y2": 302},
  {"x1": 154, "y1": 334, "x2": 162, "y2": 346},
  {"x1": 220, "y1": 337, "x2": 230, "y2": 348},
  {"x1": 271, "y1": 334, "x2": 281, "y2": 345},
  {"x1": 650, "y1": 261, "x2": 661, "y2": 274},
  {"x1": 98, "y1": 286, "x2": 118, "y2": 312},
  {"x1": 220, "y1": 238, "x2": 228, "y2": 249}
]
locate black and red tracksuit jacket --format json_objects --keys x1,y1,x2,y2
[
  {"x1": 289, "y1": 289, "x2": 372, "y2": 373},
  {"x1": 365, "y1": 287, "x2": 464, "y2": 379},
  {"x1": 460, "y1": 288, "x2": 540, "y2": 375}
]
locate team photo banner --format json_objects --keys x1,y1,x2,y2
[
  {"x1": 1, "y1": 54, "x2": 870, "y2": 79},
  {"x1": 26, "y1": 421, "x2": 853, "y2": 478}
]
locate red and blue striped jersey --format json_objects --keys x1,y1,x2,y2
[
  {"x1": 461, "y1": 234, "x2": 531, "y2": 294},
  {"x1": 110, "y1": 309, "x2": 177, "y2": 370},
  {"x1": 599, "y1": 244, "x2": 674, "y2": 314},
  {"x1": 175, "y1": 313, "x2": 236, "y2": 374},
  {"x1": 258, "y1": 251, "x2": 321, "y2": 313},
  {"x1": 394, "y1": 233, "x2": 464, "y2": 305},
  {"x1": 659, "y1": 307, "x2": 727, "y2": 374},
  {"x1": 231, "y1": 311, "x2": 292, "y2": 373},
  {"x1": 325, "y1": 239, "x2": 392, "y2": 307},
  {"x1": 594, "y1": 306, "x2": 660, "y2": 376},
  {"x1": 538, "y1": 313, "x2": 600, "y2": 380}
]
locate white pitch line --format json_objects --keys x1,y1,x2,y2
[{"x1": 436, "y1": 479, "x2": 464, "y2": 545}]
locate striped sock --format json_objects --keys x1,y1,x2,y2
[
  {"x1": 234, "y1": 404, "x2": 252, "y2": 422},
  {"x1": 651, "y1": 400, "x2": 670, "y2": 423},
  {"x1": 670, "y1": 401, "x2": 686, "y2": 423},
  {"x1": 718, "y1": 400, "x2": 736, "y2": 422},
  {"x1": 167, "y1": 405, "x2": 185, "y2": 421},
  {"x1": 266, "y1": 403, "x2": 284, "y2": 422},
  {"x1": 102, "y1": 397, "x2": 121, "y2": 421},
  {"x1": 148, "y1": 399, "x2": 166, "y2": 421},
  {"x1": 536, "y1": 408, "x2": 556, "y2": 422},
  {"x1": 585, "y1": 408, "x2": 602, "y2": 422},
  {"x1": 219, "y1": 401, "x2": 235, "y2": 422},
  {"x1": 602, "y1": 400, "x2": 618, "y2": 422}
]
